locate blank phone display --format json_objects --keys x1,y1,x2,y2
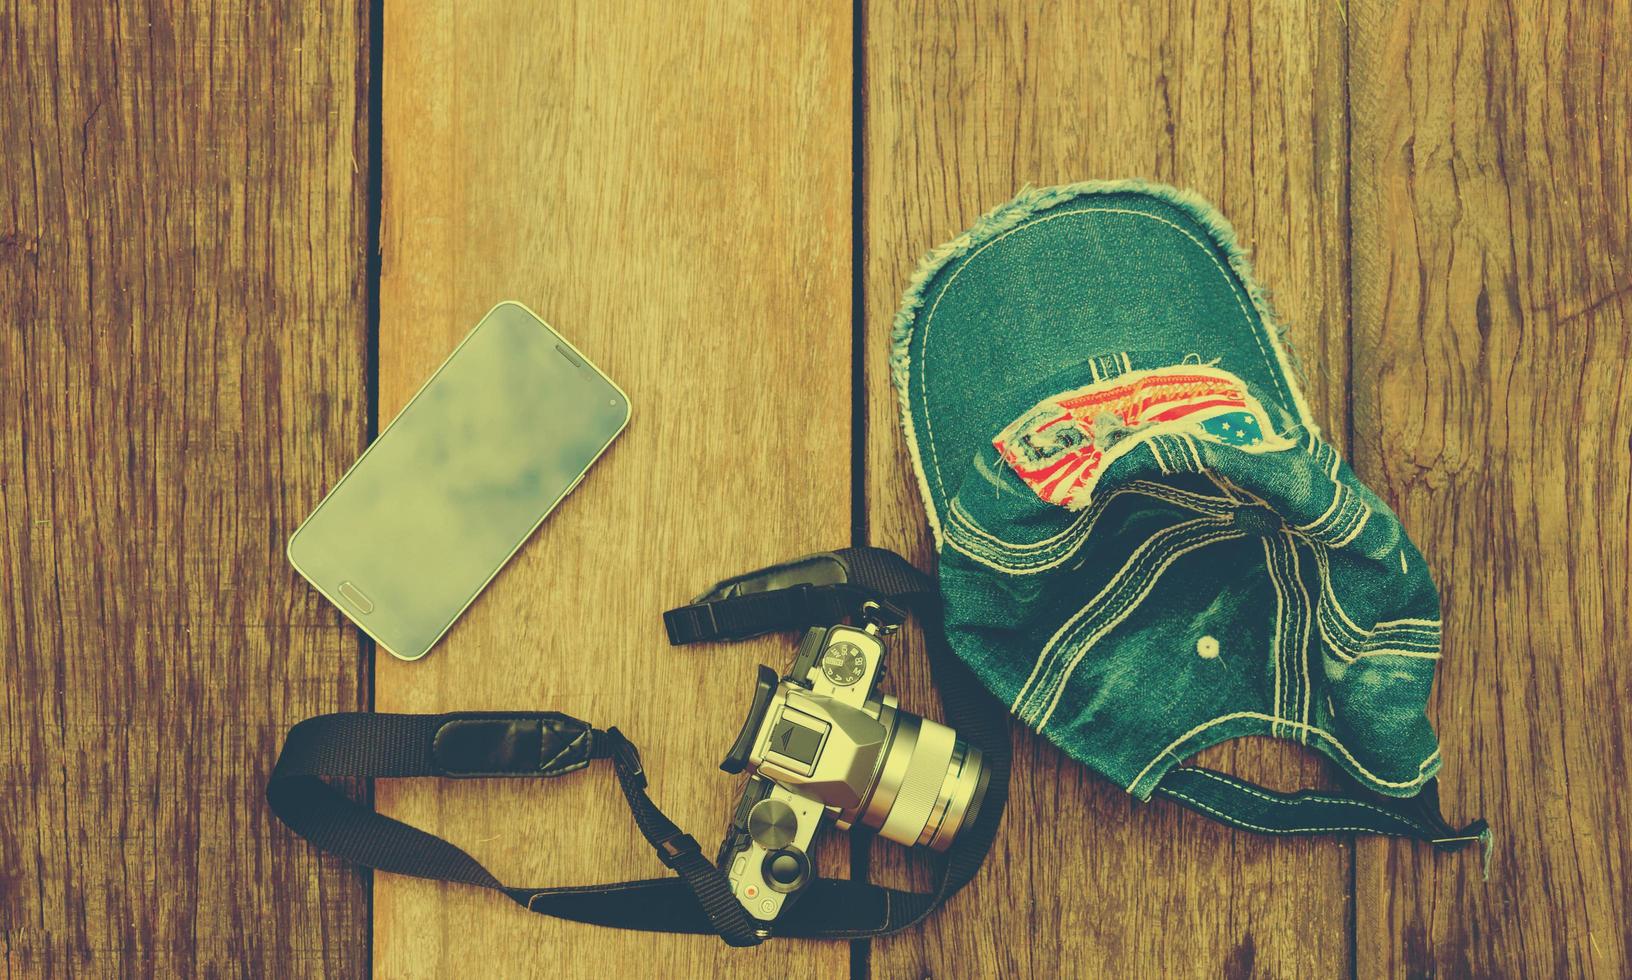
[{"x1": 288, "y1": 303, "x2": 628, "y2": 660}]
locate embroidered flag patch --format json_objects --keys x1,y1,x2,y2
[{"x1": 993, "y1": 364, "x2": 1290, "y2": 509}]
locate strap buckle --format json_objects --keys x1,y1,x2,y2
[
  {"x1": 654, "y1": 831, "x2": 702, "y2": 870},
  {"x1": 666, "y1": 584, "x2": 916, "y2": 645},
  {"x1": 664, "y1": 585, "x2": 820, "y2": 644},
  {"x1": 661, "y1": 600, "x2": 720, "y2": 644},
  {"x1": 859, "y1": 597, "x2": 906, "y2": 635},
  {"x1": 604, "y1": 727, "x2": 647, "y2": 788}
]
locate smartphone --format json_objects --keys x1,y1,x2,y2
[{"x1": 287, "y1": 301, "x2": 630, "y2": 661}]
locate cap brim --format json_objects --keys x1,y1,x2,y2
[{"x1": 891, "y1": 180, "x2": 1316, "y2": 544}]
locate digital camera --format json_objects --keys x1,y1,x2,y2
[{"x1": 717, "y1": 602, "x2": 992, "y2": 928}]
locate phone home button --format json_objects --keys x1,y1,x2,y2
[{"x1": 338, "y1": 581, "x2": 375, "y2": 614}]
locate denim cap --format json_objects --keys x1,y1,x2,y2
[{"x1": 891, "y1": 182, "x2": 1474, "y2": 832}]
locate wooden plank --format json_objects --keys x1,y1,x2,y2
[
  {"x1": 1348, "y1": 1, "x2": 1632, "y2": 975},
  {"x1": 0, "y1": 1, "x2": 370, "y2": 975},
  {"x1": 373, "y1": 1, "x2": 853, "y2": 975},
  {"x1": 862, "y1": 1, "x2": 1353, "y2": 975}
]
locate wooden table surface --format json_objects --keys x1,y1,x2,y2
[{"x1": 4, "y1": 1, "x2": 1628, "y2": 977}]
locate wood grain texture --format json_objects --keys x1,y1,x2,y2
[
  {"x1": 1349, "y1": 1, "x2": 1632, "y2": 976},
  {"x1": 8, "y1": 0, "x2": 1625, "y2": 975},
  {"x1": 0, "y1": 1, "x2": 370, "y2": 976},
  {"x1": 373, "y1": 1, "x2": 853, "y2": 977},
  {"x1": 862, "y1": 1, "x2": 1354, "y2": 976}
]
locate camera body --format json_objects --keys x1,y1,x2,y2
[{"x1": 717, "y1": 607, "x2": 990, "y2": 928}]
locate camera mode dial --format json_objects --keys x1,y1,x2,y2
[{"x1": 819, "y1": 640, "x2": 868, "y2": 687}]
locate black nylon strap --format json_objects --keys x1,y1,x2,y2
[
  {"x1": 664, "y1": 546, "x2": 930, "y2": 645},
  {"x1": 266, "y1": 713, "x2": 764, "y2": 946},
  {"x1": 595, "y1": 729, "x2": 762, "y2": 944},
  {"x1": 1154, "y1": 766, "x2": 1492, "y2": 871},
  {"x1": 268, "y1": 714, "x2": 507, "y2": 892},
  {"x1": 664, "y1": 585, "x2": 863, "y2": 644}
]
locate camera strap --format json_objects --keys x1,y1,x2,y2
[
  {"x1": 266, "y1": 548, "x2": 1011, "y2": 946},
  {"x1": 267, "y1": 711, "x2": 767, "y2": 945}
]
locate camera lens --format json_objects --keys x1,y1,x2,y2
[{"x1": 854, "y1": 706, "x2": 990, "y2": 852}]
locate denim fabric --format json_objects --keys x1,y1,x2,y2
[{"x1": 892, "y1": 182, "x2": 1446, "y2": 802}]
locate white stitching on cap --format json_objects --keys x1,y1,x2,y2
[
  {"x1": 1320, "y1": 620, "x2": 1431, "y2": 659},
  {"x1": 1310, "y1": 494, "x2": 1352, "y2": 540},
  {"x1": 1205, "y1": 471, "x2": 1260, "y2": 509},
  {"x1": 1284, "y1": 531, "x2": 1315, "y2": 740},
  {"x1": 1280, "y1": 534, "x2": 1307, "y2": 741},
  {"x1": 1288, "y1": 444, "x2": 1361, "y2": 542},
  {"x1": 1167, "y1": 434, "x2": 1193, "y2": 472},
  {"x1": 1185, "y1": 767, "x2": 1433, "y2": 831},
  {"x1": 1273, "y1": 532, "x2": 1307, "y2": 741},
  {"x1": 1340, "y1": 648, "x2": 1444, "y2": 662},
  {"x1": 1310, "y1": 491, "x2": 1365, "y2": 548},
  {"x1": 1152, "y1": 437, "x2": 1176, "y2": 474},
  {"x1": 1267, "y1": 533, "x2": 1296, "y2": 740},
  {"x1": 945, "y1": 482, "x2": 1235, "y2": 568},
  {"x1": 1128, "y1": 711, "x2": 1442, "y2": 794},
  {"x1": 1011, "y1": 516, "x2": 1235, "y2": 718},
  {"x1": 1324, "y1": 612, "x2": 1430, "y2": 651},
  {"x1": 1161, "y1": 788, "x2": 1402, "y2": 836},
  {"x1": 1262, "y1": 535, "x2": 1288, "y2": 737},
  {"x1": 1297, "y1": 482, "x2": 1347, "y2": 535},
  {"x1": 1314, "y1": 602, "x2": 1441, "y2": 661},
  {"x1": 1011, "y1": 519, "x2": 1233, "y2": 717},
  {"x1": 1031, "y1": 526, "x2": 1248, "y2": 728},
  {"x1": 1034, "y1": 527, "x2": 1251, "y2": 728},
  {"x1": 1307, "y1": 547, "x2": 1443, "y2": 659},
  {"x1": 1330, "y1": 503, "x2": 1372, "y2": 548},
  {"x1": 1369, "y1": 615, "x2": 1442, "y2": 629},
  {"x1": 1317, "y1": 614, "x2": 1441, "y2": 660},
  {"x1": 944, "y1": 480, "x2": 1236, "y2": 573},
  {"x1": 1181, "y1": 433, "x2": 1206, "y2": 472},
  {"x1": 1149, "y1": 437, "x2": 1172, "y2": 473},
  {"x1": 947, "y1": 479, "x2": 1230, "y2": 552}
]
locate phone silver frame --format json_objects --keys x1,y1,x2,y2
[{"x1": 286, "y1": 300, "x2": 631, "y2": 661}]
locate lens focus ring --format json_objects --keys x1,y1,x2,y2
[
  {"x1": 877, "y1": 716, "x2": 956, "y2": 845},
  {"x1": 848, "y1": 705, "x2": 992, "y2": 853}
]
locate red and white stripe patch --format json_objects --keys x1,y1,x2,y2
[{"x1": 993, "y1": 365, "x2": 1280, "y2": 509}]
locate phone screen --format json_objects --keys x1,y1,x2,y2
[{"x1": 287, "y1": 301, "x2": 629, "y2": 660}]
